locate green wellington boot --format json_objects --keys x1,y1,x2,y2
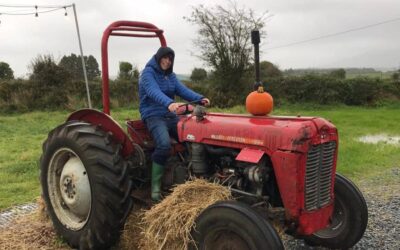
[{"x1": 151, "y1": 162, "x2": 164, "y2": 201}]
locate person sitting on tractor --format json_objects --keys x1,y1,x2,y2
[{"x1": 139, "y1": 46, "x2": 210, "y2": 201}]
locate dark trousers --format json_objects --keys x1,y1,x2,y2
[{"x1": 145, "y1": 114, "x2": 179, "y2": 166}]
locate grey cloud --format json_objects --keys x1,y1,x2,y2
[{"x1": 1, "y1": 0, "x2": 399, "y2": 77}]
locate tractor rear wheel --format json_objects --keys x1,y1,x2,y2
[
  {"x1": 40, "y1": 121, "x2": 133, "y2": 249},
  {"x1": 191, "y1": 201, "x2": 284, "y2": 250},
  {"x1": 304, "y1": 174, "x2": 368, "y2": 249}
]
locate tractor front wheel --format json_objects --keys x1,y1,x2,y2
[
  {"x1": 40, "y1": 121, "x2": 133, "y2": 249},
  {"x1": 191, "y1": 201, "x2": 284, "y2": 250},
  {"x1": 304, "y1": 174, "x2": 368, "y2": 249}
]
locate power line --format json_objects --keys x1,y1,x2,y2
[
  {"x1": 266, "y1": 16, "x2": 400, "y2": 50},
  {"x1": 1, "y1": 8, "x2": 35, "y2": 13},
  {"x1": 0, "y1": 7, "x2": 66, "y2": 16},
  {"x1": 0, "y1": 4, "x2": 72, "y2": 16},
  {"x1": 0, "y1": 4, "x2": 71, "y2": 8}
]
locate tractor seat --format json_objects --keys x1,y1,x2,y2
[{"x1": 126, "y1": 120, "x2": 179, "y2": 150}]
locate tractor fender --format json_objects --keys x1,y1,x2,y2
[{"x1": 67, "y1": 109, "x2": 133, "y2": 156}]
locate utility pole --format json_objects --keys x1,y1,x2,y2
[{"x1": 72, "y1": 3, "x2": 92, "y2": 108}]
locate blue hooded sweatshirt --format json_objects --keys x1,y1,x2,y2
[{"x1": 139, "y1": 47, "x2": 204, "y2": 121}]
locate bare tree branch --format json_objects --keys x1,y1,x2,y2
[{"x1": 185, "y1": 1, "x2": 269, "y2": 88}]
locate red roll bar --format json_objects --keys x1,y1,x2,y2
[{"x1": 101, "y1": 21, "x2": 167, "y2": 115}]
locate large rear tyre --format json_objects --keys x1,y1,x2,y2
[
  {"x1": 191, "y1": 201, "x2": 284, "y2": 250},
  {"x1": 40, "y1": 121, "x2": 133, "y2": 249},
  {"x1": 304, "y1": 174, "x2": 368, "y2": 249}
]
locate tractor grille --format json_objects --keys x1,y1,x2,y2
[{"x1": 304, "y1": 141, "x2": 336, "y2": 211}]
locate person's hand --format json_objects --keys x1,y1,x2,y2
[
  {"x1": 168, "y1": 102, "x2": 185, "y2": 112},
  {"x1": 201, "y1": 98, "x2": 210, "y2": 106}
]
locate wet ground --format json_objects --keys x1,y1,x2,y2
[{"x1": 358, "y1": 134, "x2": 400, "y2": 146}]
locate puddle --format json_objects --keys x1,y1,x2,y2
[{"x1": 358, "y1": 134, "x2": 400, "y2": 145}]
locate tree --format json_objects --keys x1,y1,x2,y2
[
  {"x1": 248, "y1": 61, "x2": 281, "y2": 79},
  {"x1": 0, "y1": 62, "x2": 14, "y2": 80},
  {"x1": 118, "y1": 61, "x2": 132, "y2": 80},
  {"x1": 29, "y1": 54, "x2": 70, "y2": 108},
  {"x1": 85, "y1": 55, "x2": 101, "y2": 80},
  {"x1": 59, "y1": 53, "x2": 100, "y2": 81},
  {"x1": 392, "y1": 72, "x2": 399, "y2": 81},
  {"x1": 117, "y1": 61, "x2": 139, "y2": 81},
  {"x1": 329, "y1": 68, "x2": 346, "y2": 79},
  {"x1": 393, "y1": 70, "x2": 400, "y2": 92},
  {"x1": 185, "y1": 2, "x2": 267, "y2": 89},
  {"x1": 30, "y1": 54, "x2": 69, "y2": 85},
  {"x1": 190, "y1": 68, "x2": 207, "y2": 82}
]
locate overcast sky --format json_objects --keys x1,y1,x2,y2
[{"x1": 1, "y1": 0, "x2": 400, "y2": 78}]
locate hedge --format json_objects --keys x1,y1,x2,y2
[{"x1": 1, "y1": 75, "x2": 399, "y2": 113}]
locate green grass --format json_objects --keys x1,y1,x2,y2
[
  {"x1": 346, "y1": 71, "x2": 393, "y2": 79},
  {"x1": 0, "y1": 104, "x2": 399, "y2": 210},
  {"x1": 0, "y1": 111, "x2": 68, "y2": 210}
]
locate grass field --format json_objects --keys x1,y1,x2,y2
[
  {"x1": 346, "y1": 71, "x2": 393, "y2": 79},
  {"x1": 1, "y1": 104, "x2": 399, "y2": 210}
]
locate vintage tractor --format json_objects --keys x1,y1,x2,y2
[{"x1": 40, "y1": 21, "x2": 368, "y2": 249}]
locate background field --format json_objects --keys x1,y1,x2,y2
[{"x1": 1, "y1": 104, "x2": 399, "y2": 210}]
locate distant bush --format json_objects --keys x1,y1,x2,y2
[
  {"x1": 343, "y1": 77, "x2": 381, "y2": 105},
  {"x1": 0, "y1": 62, "x2": 14, "y2": 80},
  {"x1": 266, "y1": 75, "x2": 348, "y2": 105},
  {"x1": 59, "y1": 53, "x2": 101, "y2": 81},
  {"x1": 110, "y1": 79, "x2": 139, "y2": 107},
  {"x1": 266, "y1": 75, "x2": 396, "y2": 106},
  {"x1": 0, "y1": 78, "x2": 139, "y2": 113},
  {"x1": 329, "y1": 68, "x2": 346, "y2": 79},
  {"x1": 190, "y1": 68, "x2": 207, "y2": 83},
  {"x1": 159, "y1": 75, "x2": 399, "y2": 108},
  {"x1": 185, "y1": 76, "x2": 251, "y2": 108},
  {"x1": 0, "y1": 80, "x2": 33, "y2": 112},
  {"x1": 1, "y1": 73, "x2": 399, "y2": 113}
]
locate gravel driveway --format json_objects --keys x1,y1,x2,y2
[{"x1": 283, "y1": 168, "x2": 400, "y2": 250}]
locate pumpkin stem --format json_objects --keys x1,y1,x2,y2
[{"x1": 257, "y1": 86, "x2": 264, "y2": 93}]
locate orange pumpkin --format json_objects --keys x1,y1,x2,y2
[{"x1": 246, "y1": 86, "x2": 273, "y2": 115}]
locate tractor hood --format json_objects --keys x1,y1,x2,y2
[{"x1": 178, "y1": 112, "x2": 337, "y2": 154}]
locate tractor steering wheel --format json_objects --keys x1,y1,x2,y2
[{"x1": 176, "y1": 99, "x2": 208, "y2": 115}]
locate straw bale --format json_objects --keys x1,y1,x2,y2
[
  {"x1": 118, "y1": 204, "x2": 146, "y2": 250},
  {"x1": 136, "y1": 179, "x2": 232, "y2": 250},
  {"x1": 0, "y1": 180, "x2": 232, "y2": 250}
]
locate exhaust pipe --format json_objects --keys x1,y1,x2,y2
[{"x1": 251, "y1": 30, "x2": 261, "y2": 90}]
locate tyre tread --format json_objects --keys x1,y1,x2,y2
[{"x1": 40, "y1": 121, "x2": 133, "y2": 249}]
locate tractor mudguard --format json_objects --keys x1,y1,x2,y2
[{"x1": 67, "y1": 109, "x2": 133, "y2": 156}]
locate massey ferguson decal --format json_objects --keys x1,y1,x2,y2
[{"x1": 211, "y1": 134, "x2": 264, "y2": 146}]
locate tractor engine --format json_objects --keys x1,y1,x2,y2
[{"x1": 190, "y1": 143, "x2": 276, "y2": 202}]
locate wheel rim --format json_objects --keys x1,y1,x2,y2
[
  {"x1": 47, "y1": 148, "x2": 91, "y2": 231},
  {"x1": 313, "y1": 195, "x2": 347, "y2": 238},
  {"x1": 203, "y1": 227, "x2": 250, "y2": 250}
]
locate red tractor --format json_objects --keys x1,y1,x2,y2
[{"x1": 40, "y1": 21, "x2": 368, "y2": 249}]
